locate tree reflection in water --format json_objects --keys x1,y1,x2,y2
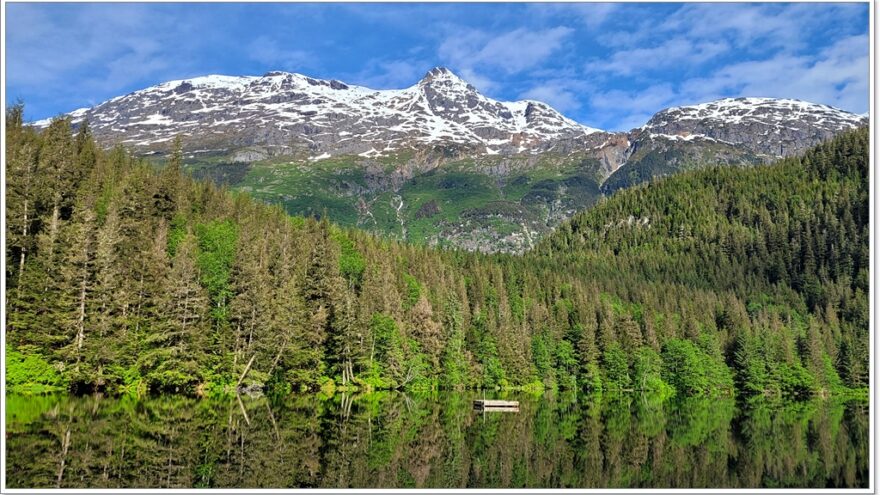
[{"x1": 5, "y1": 392, "x2": 868, "y2": 488}]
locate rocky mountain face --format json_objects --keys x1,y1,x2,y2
[
  {"x1": 35, "y1": 69, "x2": 867, "y2": 253},
  {"x1": 601, "y1": 98, "x2": 868, "y2": 193},
  {"x1": 641, "y1": 97, "x2": 866, "y2": 156},
  {"x1": 35, "y1": 67, "x2": 608, "y2": 160}
]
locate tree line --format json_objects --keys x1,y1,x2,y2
[{"x1": 5, "y1": 103, "x2": 869, "y2": 399}]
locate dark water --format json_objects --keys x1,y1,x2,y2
[{"x1": 5, "y1": 391, "x2": 868, "y2": 489}]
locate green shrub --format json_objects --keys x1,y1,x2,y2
[
  {"x1": 5, "y1": 345, "x2": 67, "y2": 393},
  {"x1": 331, "y1": 229, "x2": 365, "y2": 289},
  {"x1": 776, "y1": 362, "x2": 816, "y2": 397},
  {"x1": 602, "y1": 342, "x2": 631, "y2": 390},
  {"x1": 403, "y1": 274, "x2": 421, "y2": 309},
  {"x1": 662, "y1": 338, "x2": 733, "y2": 396},
  {"x1": 195, "y1": 219, "x2": 238, "y2": 322}
]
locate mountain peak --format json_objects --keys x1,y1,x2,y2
[
  {"x1": 639, "y1": 95, "x2": 866, "y2": 158},
  {"x1": 651, "y1": 96, "x2": 867, "y2": 126},
  {"x1": 419, "y1": 67, "x2": 471, "y2": 87}
]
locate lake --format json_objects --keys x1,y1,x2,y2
[{"x1": 5, "y1": 391, "x2": 868, "y2": 489}]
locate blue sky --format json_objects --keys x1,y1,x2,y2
[{"x1": 5, "y1": 2, "x2": 869, "y2": 131}]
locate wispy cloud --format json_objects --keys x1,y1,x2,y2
[
  {"x1": 520, "y1": 86, "x2": 579, "y2": 114},
  {"x1": 580, "y1": 3, "x2": 868, "y2": 128},
  {"x1": 348, "y1": 59, "x2": 426, "y2": 89},
  {"x1": 438, "y1": 26, "x2": 573, "y2": 75},
  {"x1": 586, "y1": 31, "x2": 869, "y2": 131},
  {"x1": 679, "y1": 34, "x2": 869, "y2": 111},
  {"x1": 519, "y1": 78, "x2": 594, "y2": 114},
  {"x1": 661, "y1": 3, "x2": 863, "y2": 53},
  {"x1": 433, "y1": 25, "x2": 575, "y2": 99},
  {"x1": 528, "y1": 3, "x2": 619, "y2": 29},
  {"x1": 5, "y1": 3, "x2": 869, "y2": 129},
  {"x1": 589, "y1": 83, "x2": 678, "y2": 130},
  {"x1": 6, "y1": 4, "x2": 217, "y2": 115},
  {"x1": 585, "y1": 38, "x2": 728, "y2": 76},
  {"x1": 247, "y1": 36, "x2": 313, "y2": 72}
]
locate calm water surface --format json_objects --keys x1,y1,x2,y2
[{"x1": 5, "y1": 391, "x2": 868, "y2": 488}]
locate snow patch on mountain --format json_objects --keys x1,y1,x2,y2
[
  {"x1": 641, "y1": 97, "x2": 867, "y2": 158},
  {"x1": 32, "y1": 67, "x2": 606, "y2": 158},
  {"x1": 647, "y1": 97, "x2": 866, "y2": 129}
]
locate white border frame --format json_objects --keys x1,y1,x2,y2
[{"x1": 0, "y1": 0, "x2": 875, "y2": 493}]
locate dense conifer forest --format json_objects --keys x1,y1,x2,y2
[{"x1": 5, "y1": 104, "x2": 869, "y2": 399}]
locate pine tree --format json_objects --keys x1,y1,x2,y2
[
  {"x1": 141, "y1": 234, "x2": 209, "y2": 392},
  {"x1": 56, "y1": 199, "x2": 97, "y2": 379},
  {"x1": 5, "y1": 103, "x2": 41, "y2": 289}
]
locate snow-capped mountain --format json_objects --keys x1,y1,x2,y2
[
  {"x1": 640, "y1": 97, "x2": 867, "y2": 157},
  {"x1": 598, "y1": 97, "x2": 866, "y2": 194},
  {"x1": 32, "y1": 69, "x2": 867, "y2": 254},
  {"x1": 34, "y1": 69, "x2": 866, "y2": 172},
  {"x1": 34, "y1": 67, "x2": 605, "y2": 159}
]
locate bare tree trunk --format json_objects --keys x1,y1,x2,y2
[
  {"x1": 75, "y1": 276, "x2": 87, "y2": 360},
  {"x1": 132, "y1": 270, "x2": 146, "y2": 337},
  {"x1": 236, "y1": 353, "x2": 257, "y2": 389},
  {"x1": 236, "y1": 393, "x2": 251, "y2": 426},
  {"x1": 103, "y1": 442, "x2": 112, "y2": 481},
  {"x1": 267, "y1": 334, "x2": 290, "y2": 377},
  {"x1": 48, "y1": 203, "x2": 60, "y2": 260},
  {"x1": 265, "y1": 401, "x2": 280, "y2": 442},
  {"x1": 17, "y1": 199, "x2": 28, "y2": 290},
  {"x1": 55, "y1": 428, "x2": 71, "y2": 488},
  {"x1": 118, "y1": 438, "x2": 126, "y2": 480},
  {"x1": 247, "y1": 307, "x2": 256, "y2": 351},
  {"x1": 341, "y1": 348, "x2": 349, "y2": 385},
  {"x1": 233, "y1": 323, "x2": 242, "y2": 370},
  {"x1": 239, "y1": 431, "x2": 245, "y2": 479},
  {"x1": 400, "y1": 366, "x2": 415, "y2": 387}
]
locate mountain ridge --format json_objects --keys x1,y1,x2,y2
[
  {"x1": 30, "y1": 68, "x2": 868, "y2": 253},
  {"x1": 32, "y1": 67, "x2": 865, "y2": 162},
  {"x1": 31, "y1": 67, "x2": 866, "y2": 191},
  {"x1": 33, "y1": 67, "x2": 605, "y2": 159}
]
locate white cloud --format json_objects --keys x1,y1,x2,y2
[
  {"x1": 438, "y1": 26, "x2": 573, "y2": 75},
  {"x1": 679, "y1": 34, "x2": 869, "y2": 113},
  {"x1": 457, "y1": 68, "x2": 497, "y2": 94},
  {"x1": 247, "y1": 36, "x2": 312, "y2": 71},
  {"x1": 5, "y1": 3, "x2": 224, "y2": 105},
  {"x1": 586, "y1": 37, "x2": 728, "y2": 76},
  {"x1": 586, "y1": 32, "x2": 869, "y2": 130},
  {"x1": 7, "y1": 4, "x2": 166, "y2": 89},
  {"x1": 518, "y1": 77, "x2": 595, "y2": 114},
  {"x1": 591, "y1": 84, "x2": 676, "y2": 113},
  {"x1": 432, "y1": 24, "x2": 576, "y2": 100},
  {"x1": 589, "y1": 84, "x2": 678, "y2": 130},
  {"x1": 7, "y1": 2, "x2": 868, "y2": 131},
  {"x1": 662, "y1": 4, "x2": 801, "y2": 50},
  {"x1": 349, "y1": 59, "x2": 426, "y2": 89},
  {"x1": 663, "y1": 3, "x2": 864, "y2": 52},
  {"x1": 579, "y1": 3, "x2": 618, "y2": 29},
  {"x1": 528, "y1": 3, "x2": 619, "y2": 29},
  {"x1": 520, "y1": 86, "x2": 579, "y2": 114},
  {"x1": 580, "y1": 3, "x2": 868, "y2": 128}
]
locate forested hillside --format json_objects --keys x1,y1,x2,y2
[{"x1": 5, "y1": 104, "x2": 869, "y2": 399}]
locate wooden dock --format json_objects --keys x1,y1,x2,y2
[{"x1": 473, "y1": 400, "x2": 520, "y2": 411}]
